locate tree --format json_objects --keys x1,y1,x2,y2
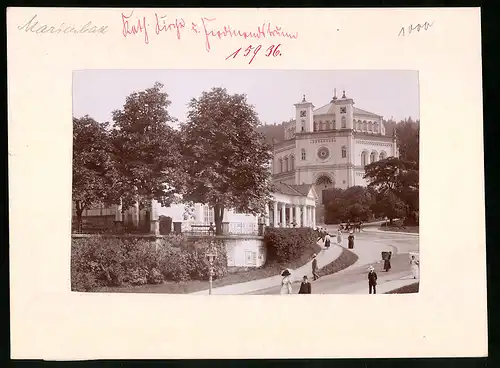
[
  {"x1": 323, "y1": 186, "x2": 374, "y2": 223},
  {"x1": 395, "y1": 118, "x2": 419, "y2": 165},
  {"x1": 376, "y1": 191, "x2": 407, "y2": 224},
  {"x1": 109, "y1": 82, "x2": 183, "y2": 213},
  {"x1": 180, "y1": 87, "x2": 274, "y2": 235},
  {"x1": 364, "y1": 157, "x2": 419, "y2": 223},
  {"x1": 72, "y1": 115, "x2": 116, "y2": 231}
]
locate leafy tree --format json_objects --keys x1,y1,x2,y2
[
  {"x1": 324, "y1": 186, "x2": 374, "y2": 223},
  {"x1": 109, "y1": 82, "x2": 183, "y2": 213},
  {"x1": 375, "y1": 191, "x2": 407, "y2": 224},
  {"x1": 179, "y1": 87, "x2": 274, "y2": 235},
  {"x1": 72, "y1": 116, "x2": 116, "y2": 231},
  {"x1": 364, "y1": 157, "x2": 419, "y2": 223},
  {"x1": 395, "y1": 118, "x2": 419, "y2": 165}
]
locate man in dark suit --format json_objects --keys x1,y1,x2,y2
[
  {"x1": 298, "y1": 275, "x2": 312, "y2": 294},
  {"x1": 368, "y1": 266, "x2": 378, "y2": 294}
]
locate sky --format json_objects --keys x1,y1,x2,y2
[{"x1": 73, "y1": 69, "x2": 419, "y2": 126}]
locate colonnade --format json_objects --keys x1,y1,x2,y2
[{"x1": 264, "y1": 201, "x2": 316, "y2": 228}]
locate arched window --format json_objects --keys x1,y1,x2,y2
[
  {"x1": 341, "y1": 116, "x2": 347, "y2": 128},
  {"x1": 319, "y1": 121, "x2": 324, "y2": 130},
  {"x1": 301, "y1": 148, "x2": 306, "y2": 161},
  {"x1": 325, "y1": 120, "x2": 330, "y2": 130},
  {"x1": 374, "y1": 122, "x2": 379, "y2": 133},
  {"x1": 341, "y1": 146, "x2": 347, "y2": 158},
  {"x1": 301, "y1": 120, "x2": 305, "y2": 132},
  {"x1": 279, "y1": 158, "x2": 283, "y2": 173},
  {"x1": 313, "y1": 121, "x2": 318, "y2": 131},
  {"x1": 363, "y1": 120, "x2": 367, "y2": 131},
  {"x1": 368, "y1": 122, "x2": 373, "y2": 131},
  {"x1": 361, "y1": 151, "x2": 368, "y2": 166},
  {"x1": 370, "y1": 151, "x2": 377, "y2": 163},
  {"x1": 284, "y1": 156, "x2": 289, "y2": 171},
  {"x1": 290, "y1": 155, "x2": 295, "y2": 170},
  {"x1": 379, "y1": 151, "x2": 387, "y2": 160}
]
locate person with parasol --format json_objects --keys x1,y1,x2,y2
[{"x1": 280, "y1": 268, "x2": 293, "y2": 295}]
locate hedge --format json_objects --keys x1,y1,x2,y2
[
  {"x1": 264, "y1": 227, "x2": 318, "y2": 264},
  {"x1": 71, "y1": 235, "x2": 227, "y2": 292}
]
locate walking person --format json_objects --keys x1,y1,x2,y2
[
  {"x1": 312, "y1": 254, "x2": 320, "y2": 281},
  {"x1": 368, "y1": 266, "x2": 378, "y2": 294},
  {"x1": 298, "y1": 275, "x2": 312, "y2": 294},
  {"x1": 336, "y1": 229, "x2": 342, "y2": 245},
  {"x1": 383, "y1": 251, "x2": 392, "y2": 272},
  {"x1": 280, "y1": 269, "x2": 293, "y2": 295},
  {"x1": 410, "y1": 255, "x2": 420, "y2": 279},
  {"x1": 348, "y1": 231, "x2": 355, "y2": 249},
  {"x1": 324, "y1": 232, "x2": 331, "y2": 249}
]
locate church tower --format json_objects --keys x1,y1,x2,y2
[
  {"x1": 332, "y1": 90, "x2": 354, "y2": 130},
  {"x1": 294, "y1": 95, "x2": 314, "y2": 133}
]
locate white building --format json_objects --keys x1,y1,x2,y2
[{"x1": 272, "y1": 90, "x2": 398, "y2": 221}]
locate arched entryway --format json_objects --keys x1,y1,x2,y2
[{"x1": 314, "y1": 174, "x2": 335, "y2": 205}]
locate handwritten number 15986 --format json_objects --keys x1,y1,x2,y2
[{"x1": 226, "y1": 44, "x2": 282, "y2": 64}]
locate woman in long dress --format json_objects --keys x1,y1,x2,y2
[
  {"x1": 336, "y1": 229, "x2": 342, "y2": 245},
  {"x1": 280, "y1": 270, "x2": 293, "y2": 294},
  {"x1": 410, "y1": 255, "x2": 420, "y2": 279}
]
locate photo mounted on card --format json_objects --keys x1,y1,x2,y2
[
  {"x1": 71, "y1": 69, "x2": 420, "y2": 296},
  {"x1": 8, "y1": 7, "x2": 486, "y2": 360}
]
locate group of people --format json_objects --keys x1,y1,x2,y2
[
  {"x1": 319, "y1": 228, "x2": 356, "y2": 250},
  {"x1": 367, "y1": 255, "x2": 420, "y2": 294},
  {"x1": 280, "y1": 269, "x2": 312, "y2": 294}
]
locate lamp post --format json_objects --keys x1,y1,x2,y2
[{"x1": 205, "y1": 241, "x2": 218, "y2": 295}]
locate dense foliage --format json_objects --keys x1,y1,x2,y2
[
  {"x1": 179, "y1": 87, "x2": 274, "y2": 235},
  {"x1": 324, "y1": 186, "x2": 376, "y2": 224},
  {"x1": 71, "y1": 235, "x2": 228, "y2": 292},
  {"x1": 264, "y1": 227, "x2": 318, "y2": 263}
]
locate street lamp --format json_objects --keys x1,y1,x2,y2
[{"x1": 205, "y1": 241, "x2": 218, "y2": 295}]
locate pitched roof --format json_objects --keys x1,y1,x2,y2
[
  {"x1": 290, "y1": 184, "x2": 314, "y2": 196},
  {"x1": 312, "y1": 103, "x2": 382, "y2": 118},
  {"x1": 273, "y1": 182, "x2": 307, "y2": 197},
  {"x1": 353, "y1": 107, "x2": 382, "y2": 118}
]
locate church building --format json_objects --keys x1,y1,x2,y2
[{"x1": 272, "y1": 90, "x2": 399, "y2": 222}]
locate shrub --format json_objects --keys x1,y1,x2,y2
[
  {"x1": 385, "y1": 282, "x2": 419, "y2": 294},
  {"x1": 71, "y1": 235, "x2": 229, "y2": 291},
  {"x1": 264, "y1": 227, "x2": 317, "y2": 264}
]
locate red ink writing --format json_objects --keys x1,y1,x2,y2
[
  {"x1": 121, "y1": 11, "x2": 149, "y2": 44},
  {"x1": 155, "y1": 13, "x2": 186, "y2": 39},
  {"x1": 226, "y1": 44, "x2": 282, "y2": 64},
  {"x1": 201, "y1": 17, "x2": 298, "y2": 52}
]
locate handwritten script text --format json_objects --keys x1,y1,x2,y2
[
  {"x1": 121, "y1": 11, "x2": 299, "y2": 55},
  {"x1": 398, "y1": 21, "x2": 434, "y2": 36},
  {"x1": 18, "y1": 14, "x2": 108, "y2": 35},
  {"x1": 226, "y1": 44, "x2": 282, "y2": 64}
]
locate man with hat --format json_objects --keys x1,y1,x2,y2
[
  {"x1": 348, "y1": 231, "x2": 355, "y2": 249},
  {"x1": 368, "y1": 266, "x2": 378, "y2": 294},
  {"x1": 298, "y1": 275, "x2": 312, "y2": 294}
]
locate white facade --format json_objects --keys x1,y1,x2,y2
[{"x1": 273, "y1": 90, "x2": 398, "y2": 205}]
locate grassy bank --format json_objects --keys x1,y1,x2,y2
[
  {"x1": 317, "y1": 247, "x2": 358, "y2": 277},
  {"x1": 385, "y1": 282, "x2": 420, "y2": 294}
]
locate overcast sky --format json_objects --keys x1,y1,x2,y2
[{"x1": 73, "y1": 69, "x2": 419, "y2": 126}]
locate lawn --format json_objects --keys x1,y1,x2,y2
[
  {"x1": 97, "y1": 241, "x2": 323, "y2": 294},
  {"x1": 378, "y1": 225, "x2": 419, "y2": 233},
  {"x1": 385, "y1": 282, "x2": 419, "y2": 294},
  {"x1": 317, "y1": 247, "x2": 358, "y2": 277}
]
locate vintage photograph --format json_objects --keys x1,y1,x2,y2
[{"x1": 71, "y1": 69, "x2": 420, "y2": 295}]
